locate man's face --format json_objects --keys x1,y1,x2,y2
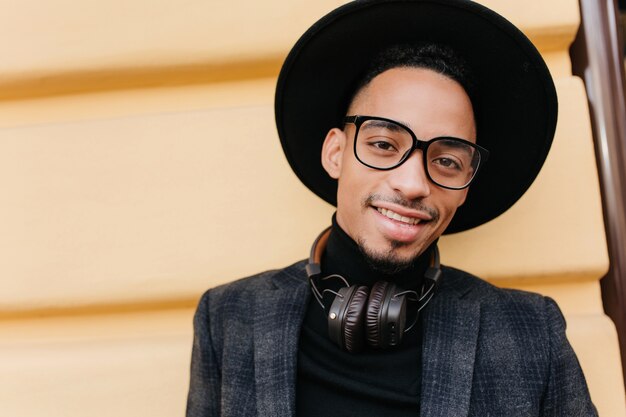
[{"x1": 321, "y1": 67, "x2": 476, "y2": 269}]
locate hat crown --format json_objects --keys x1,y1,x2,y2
[{"x1": 275, "y1": 0, "x2": 557, "y2": 233}]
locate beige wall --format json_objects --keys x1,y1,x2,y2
[{"x1": 0, "y1": 0, "x2": 623, "y2": 415}]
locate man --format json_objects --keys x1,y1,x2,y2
[{"x1": 187, "y1": 1, "x2": 597, "y2": 416}]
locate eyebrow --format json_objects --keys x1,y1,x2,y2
[
  {"x1": 436, "y1": 138, "x2": 475, "y2": 155},
  {"x1": 361, "y1": 119, "x2": 407, "y2": 132}
]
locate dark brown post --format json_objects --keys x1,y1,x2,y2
[{"x1": 570, "y1": 0, "x2": 626, "y2": 385}]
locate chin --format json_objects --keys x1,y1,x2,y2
[{"x1": 358, "y1": 238, "x2": 425, "y2": 274}]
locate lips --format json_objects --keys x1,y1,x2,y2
[
  {"x1": 370, "y1": 202, "x2": 435, "y2": 244},
  {"x1": 376, "y1": 207, "x2": 421, "y2": 225}
]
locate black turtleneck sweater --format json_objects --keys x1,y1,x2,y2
[{"x1": 296, "y1": 217, "x2": 433, "y2": 417}]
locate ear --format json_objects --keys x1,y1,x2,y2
[{"x1": 321, "y1": 128, "x2": 346, "y2": 179}]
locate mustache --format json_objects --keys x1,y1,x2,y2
[{"x1": 363, "y1": 193, "x2": 440, "y2": 222}]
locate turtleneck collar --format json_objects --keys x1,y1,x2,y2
[{"x1": 320, "y1": 214, "x2": 435, "y2": 291}]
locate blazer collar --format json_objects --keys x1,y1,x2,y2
[
  {"x1": 251, "y1": 262, "x2": 482, "y2": 417},
  {"x1": 420, "y1": 267, "x2": 481, "y2": 417},
  {"x1": 253, "y1": 261, "x2": 309, "y2": 417}
]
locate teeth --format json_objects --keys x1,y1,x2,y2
[{"x1": 377, "y1": 208, "x2": 421, "y2": 225}]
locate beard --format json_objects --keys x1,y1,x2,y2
[
  {"x1": 356, "y1": 237, "x2": 416, "y2": 275},
  {"x1": 355, "y1": 193, "x2": 439, "y2": 274}
]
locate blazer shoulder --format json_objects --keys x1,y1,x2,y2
[
  {"x1": 441, "y1": 265, "x2": 556, "y2": 314},
  {"x1": 196, "y1": 259, "x2": 308, "y2": 313}
]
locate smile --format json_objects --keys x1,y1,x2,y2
[{"x1": 376, "y1": 207, "x2": 422, "y2": 225}]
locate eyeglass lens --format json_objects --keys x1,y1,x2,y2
[{"x1": 354, "y1": 119, "x2": 481, "y2": 189}]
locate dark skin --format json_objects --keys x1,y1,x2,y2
[{"x1": 321, "y1": 67, "x2": 475, "y2": 272}]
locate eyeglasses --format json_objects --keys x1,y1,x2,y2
[{"x1": 344, "y1": 115, "x2": 489, "y2": 190}]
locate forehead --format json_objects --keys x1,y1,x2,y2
[{"x1": 347, "y1": 67, "x2": 476, "y2": 140}]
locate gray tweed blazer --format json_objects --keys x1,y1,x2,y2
[{"x1": 186, "y1": 261, "x2": 597, "y2": 417}]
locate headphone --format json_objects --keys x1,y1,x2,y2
[{"x1": 305, "y1": 227, "x2": 441, "y2": 353}]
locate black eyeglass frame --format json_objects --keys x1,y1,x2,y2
[{"x1": 343, "y1": 115, "x2": 490, "y2": 190}]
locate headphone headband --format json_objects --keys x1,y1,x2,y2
[
  {"x1": 305, "y1": 226, "x2": 331, "y2": 278},
  {"x1": 305, "y1": 225, "x2": 442, "y2": 352},
  {"x1": 306, "y1": 226, "x2": 441, "y2": 281}
]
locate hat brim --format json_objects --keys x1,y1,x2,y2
[{"x1": 275, "y1": 0, "x2": 557, "y2": 234}]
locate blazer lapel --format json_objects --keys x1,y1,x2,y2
[
  {"x1": 253, "y1": 265, "x2": 309, "y2": 417},
  {"x1": 420, "y1": 272, "x2": 481, "y2": 417}
]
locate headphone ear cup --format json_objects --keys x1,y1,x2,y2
[
  {"x1": 366, "y1": 281, "x2": 407, "y2": 348},
  {"x1": 327, "y1": 285, "x2": 368, "y2": 352},
  {"x1": 366, "y1": 281, "x2": 388, "y2": 348},
  {"x1": 342, "y1": 285, "x2": 369, "y2": 353}
]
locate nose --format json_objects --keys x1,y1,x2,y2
[{"x1": 387, "y1": 150, "x2": 431, "y2": 200}]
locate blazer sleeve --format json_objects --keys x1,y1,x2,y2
[
  {"x1": 186, "y1": 291, "x2": 221, "y2": 417},
  {"x1": 540, "y1": 297, "x2": 597, "y2": 417}
]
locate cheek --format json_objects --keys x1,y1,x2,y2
[
  {"x1": 335, "y1": 167, "x2": 377, "y2": 226},
  {"x1": 442, "y1": 187, "x2": 468, "y2": 209},
  {"x1": 435, "y1": 189, "x2": 468, "y2": 224},
  {"x1": 337, "y1": 175, "x2": 365, "y2": 212},
  {"x1": 456, "y1": 188, "x2": 469, "y2": 208}
]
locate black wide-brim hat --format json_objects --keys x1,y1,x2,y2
[{"x1": 275, "y1": 0, "x2": 557, "y2": 233}]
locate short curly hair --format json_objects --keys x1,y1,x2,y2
[{"x1": 348, "y1": 43, "x2": 477, "y2": 112}]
